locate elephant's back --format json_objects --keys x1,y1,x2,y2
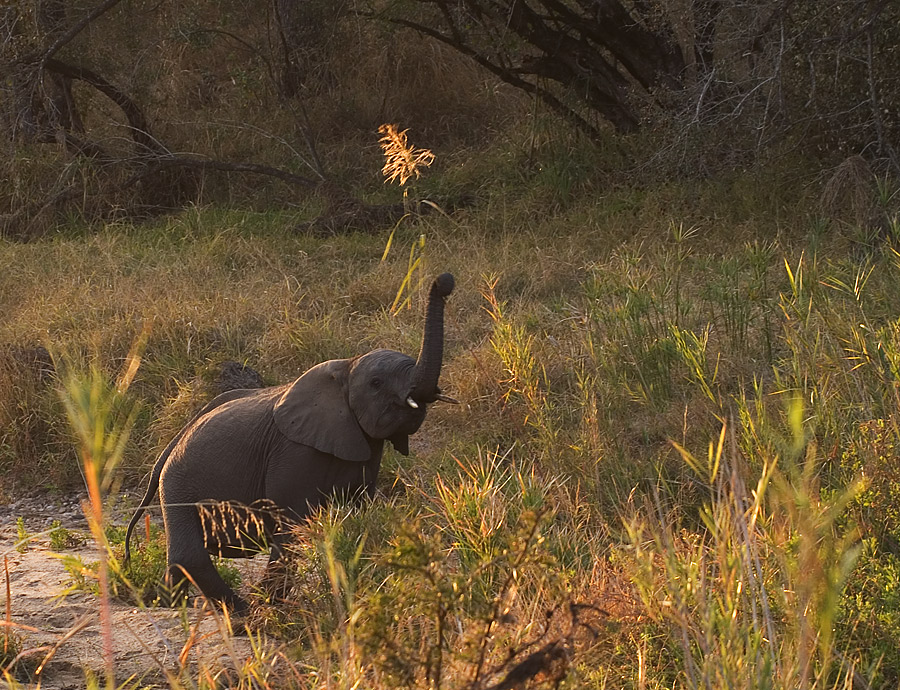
[{"x1": 161, "y1": 386, "x2": 287, "y2": 505}]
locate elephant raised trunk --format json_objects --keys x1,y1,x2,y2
[{"x1": 410, "y1": 272, "x2": 455, "y2": 404}]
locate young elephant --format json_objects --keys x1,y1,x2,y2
[{"x1": 124, "y1": 273, "x2": 455, "y2": 612}]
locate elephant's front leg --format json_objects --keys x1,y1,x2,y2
[
  {"x1": 164, "y1": 504, "x2": 249, "y2": 613},
  {"x1": 257, "y1": 531, "x2": 294, "y2": 604}
]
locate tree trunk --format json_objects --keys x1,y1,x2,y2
[
  {"x1": 273, "y1": 0, "x2": 343, "y2": 98},
  {"x1": 1, "y1": 6, "x2": 33, "y2": 143}
]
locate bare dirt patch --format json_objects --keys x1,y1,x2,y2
[{"x1": 0, "y1": 495, "x2": 268, "y2": 689}]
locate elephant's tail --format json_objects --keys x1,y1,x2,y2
[
  {"x1": 124, "y1": 387, "x2": 262, "y2": 566},
  {"x1": 124, "y1": 442, "x2": 170, "y2": 566}
]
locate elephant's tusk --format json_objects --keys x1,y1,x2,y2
[
  {"x1": 435, "y1": 393, "x2": 460, "y2": 404},
  {"x1": 406, "y1": 396, "x2": 420, "y2": 409}
]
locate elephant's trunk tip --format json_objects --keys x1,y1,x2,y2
[{"x1": 433, "y1": 273, "x2": 455, "y2": 299}]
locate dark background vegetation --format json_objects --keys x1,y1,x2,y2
[
  {"x1": 2, "y1": 1, "x2": 900, "y2": 688},
  {"x1": 2, "y1": 0, "x2": 897, "y2": 235}
]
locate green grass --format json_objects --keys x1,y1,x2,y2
[
  {"x1": 57, "y1": 523, "x2": 242, "y2": 607},
  {"x1": 14, "y1": 519, "x2": 28, "y2": 555},
  {"x1": 49, "y1": 520, "x2": 85, "y2": 551},
  {"x1": 2, "y1": 146, "x2": 900, "y2": 687}
]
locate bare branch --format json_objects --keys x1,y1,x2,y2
[
  {"x1": 385, "y1": 16, "x2": 606, "y2": 139},
  {"x1": 43, "y1": 58, "x2": 162, "y2": 154},
  {"x1": 39, "y1": 0, "x2": 127, "y2": 64},
  {"x1": 122, "y1": 155, "x2": 318, "y2": 189}
]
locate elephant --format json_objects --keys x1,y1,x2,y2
[{"x1": 124, "y1": 273, "x2": 456, "y2": 613}]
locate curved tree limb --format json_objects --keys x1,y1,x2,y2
[
  {"x1": 377, "y1": 0, "x2": 695, "y2": 134},
  {"x1": 38, "y1": 0, "x2": 127, "y2": 65},
  {"x1": 121, "y1": 155, "x2": 318, "y2": 189},
  {"x1": 43, "y1": 57, "x2": 163, "y2": 154},
  {"x1": 384, "y1": 16, "x2": 606, "y2": 139}
]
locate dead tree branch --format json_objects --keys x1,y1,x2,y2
[
  {"x1": 122, "y1": 155, "x2": 318, "y2": 189},
  {"x1": 43, "y1": 58, "x2": 162, "y2": 154},
  {"x1": 38, "y1": 0, "x2": 127, "y2": 65}
]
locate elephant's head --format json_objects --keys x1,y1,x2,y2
[{"x1": 273, "y1": 273, "x2": 455, "y2": 462}]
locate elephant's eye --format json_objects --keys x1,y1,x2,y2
[{"x1": 370, "y1": 377, "x2": 383, "y2": 389}]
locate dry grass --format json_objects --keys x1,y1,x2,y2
[
  {"x1": 2, "y1": 151, "x2": 900, "y2": 687},
  {"x1": 821, "y1": 155, "x2": 883, "y2": 231},
  {"x1": 5, "y1": 1, "x2": 899, "y2": 685}
]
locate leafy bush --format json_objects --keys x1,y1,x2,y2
[
  {"x1": 14, "y1": 518, "x2": 28, "y2": 555},
  {"x1": 49, "y1": 520, "x2": 85, "y2": 551},
  {"x1": 838, "y1": 539, "x2": 900, "y2": 686},
  {"x1": 268, "y1": 451, "x2": 597, "y2": 688}
]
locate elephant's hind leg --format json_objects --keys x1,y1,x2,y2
[
  {"x1": 163, "y1": 504, "x2": 248, "y2": 613},
  {"x1": 165, "y1": 559, "x2": 248, "y2": 614}
]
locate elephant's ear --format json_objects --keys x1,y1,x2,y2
[
  {"x1": 273, "y1": 359, "x2": 371, "y2": 463},
  {"x1": 388, "y1": 433, "x2": 410, "y2": 456}
]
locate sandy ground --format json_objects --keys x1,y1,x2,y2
[{"x1": 0, "y1": 496, "x2": 271, "y2": 689}]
